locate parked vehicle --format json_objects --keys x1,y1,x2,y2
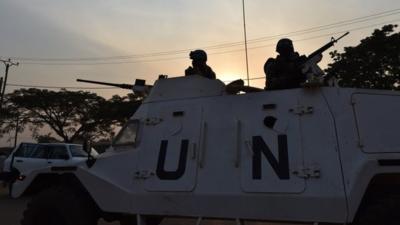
[
  {"x1": 0, "y1": 153, "x2": 7, "y2": 187},
  {"x1": 0, "y1": 153, "x2": 6, "y2": 172},
  {"x1": 0, "y1": 142, "x2": 97, "y2": 194}
]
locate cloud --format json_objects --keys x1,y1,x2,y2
[
  {"x1": 3, "y1": 0, "x2": 246, "y2": 54},
  {"x1": 0, "y1": 0, "x2": 122, "y2": 58}
]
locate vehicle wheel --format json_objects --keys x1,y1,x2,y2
[
  {"x1": 120, "y1": 216, "x2": 136, "y2": 225},
  {"x1": 147, "y1": 216, "x2": 163, "y2": 225},
  {"x1": 21, "y1": 186, "x2": 98, "y2": 225},
  {"x1": 8, "y1": 182, "x2": 12, "y2": 197},
  {"x1": 120, "y1": 215, "x2": 163, "y2": 225},
  {"x1": 353, "y1": 196, "x2": 400, "y2": 225}
]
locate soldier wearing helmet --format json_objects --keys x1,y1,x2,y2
[
  {"x1": 264, "y1": 38, "x2": 307, "y2": 90},
  {"x1": 185, "y1": 50, "x2": 216, "y2": 79}
]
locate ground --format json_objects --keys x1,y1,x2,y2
[
  {"x1": 0, "y1": 186, "x2": 118, "y2": 225},
  {"x1": 0, "y1": 186, "x2": 293, "y2": 225},
  {"x1": 0, "y1": 186, "x2": 24, "y2": 225}
]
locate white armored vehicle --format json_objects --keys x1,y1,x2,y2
[{"x1": 7, "y1": 74, "x2": 400, "y2": 225}]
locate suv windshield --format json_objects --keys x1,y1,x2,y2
[
  {"x1": 69, "y1": 145, "x2": 88, "y2": 157},
  {"x1": 113, "y1": 120, "x2": 139, "y2": 146}
]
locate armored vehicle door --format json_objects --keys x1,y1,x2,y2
[
  {"x1": 138, "y1": 102, "x2": 201, "y2": 192},
  {"x1": 237, "y1": 92, "x2": 305, "y2": 193},
  {"x1": 352, "y1": 93, "x2": 400, "y2": 153}
]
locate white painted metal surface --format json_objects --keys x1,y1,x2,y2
[
  {"x1": 352, "y1": 92, "x2": 400, "y2": 153},
  {"x1": 138, "y1": 103, "x2": 202, "y2": 192},
  {"x1": 11, "y1": 76, "x2": 400, "y2": 224}
]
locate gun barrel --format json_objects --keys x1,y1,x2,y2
[
  {"x1": 335, "y1": 32, "x2": 350, "y2": 42},
  {"x1": 76, "y1": 79, "x2": 133, "y2": 90},
  {"x1": 307, "y1": 32, "x2": 350, "y2": 60}
]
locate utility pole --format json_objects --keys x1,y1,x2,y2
[{"x1": 0, "y1": 58, "x2": 19, "y2": 110}]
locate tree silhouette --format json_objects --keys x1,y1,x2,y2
[
  {"x1": 326, "y1": 24, "x2": 400, "y2": 89},
  {"x1": 1, "y1": 88, "x2": 141, "y2": 143}
]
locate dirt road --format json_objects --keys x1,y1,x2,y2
[
  {"x1": 0, "y1": 186, "x2": 293, "y2": 225},
  {"x1": 0, "y1": 186, "x2": 119, "y2": 225},
  {"x1": 0, "y1": 187, "x2": 27, "y2": 225},
  {"x1": 0, "y1": 187, "x2": 196, "y2": 225}
]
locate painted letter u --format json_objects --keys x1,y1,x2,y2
[{"x1": 156, "y1": 139, "x2": 189, "y2": 180}]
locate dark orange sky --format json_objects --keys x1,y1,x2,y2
[
  {"x1": 0, "y1": 0, "x2": 399, "y2": 145},
  {"x1": 1, "y1": 1, "x2": 399, "y2": 96}
]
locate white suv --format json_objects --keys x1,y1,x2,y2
[{"x1": 2, "y1": 143, "x2": 97, "y2": 183}]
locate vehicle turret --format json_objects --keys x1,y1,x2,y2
[{"x1": 77, "y1": 78, "x2": 151, "y2": 96}]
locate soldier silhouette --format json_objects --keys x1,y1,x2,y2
[
  {"x1": 185, "y1": 50, "x2": 216, "y2": 79},
  {"x1": 264, "y1": 38, "x2": 307, "y2": 90}
]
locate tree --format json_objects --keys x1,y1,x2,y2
[
  {"x1": 106, "y1": 93, "x2": 142, "y2": 126},
  {"x1": 0, "y1": 96, "x2": 30, "y2": 144},
  {"x1": 1, "y1": 88, "x2": 141, "y2": 143},
  {"x1": 325, "y1": 24, "x2": 400, "y2": 89},
  {"x1": 35, "y1": 133, "x2": 61, "y2": 143}
]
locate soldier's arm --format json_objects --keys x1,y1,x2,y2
[
  {"x1": 208, "y1": 67, "x2": 216, "y2": 79},
  {"x1": 264, "y1": 58, "x2": 277, "y2": 89},
  {"x1": 185, "y1": 67, "x2": 194, "y2": 76},
  {"x1": 264, "y1": 58, "x2": 275, "y2": 75},
  {"x1": 202, "y1": 65, "x2": 216, "y2": 79}
]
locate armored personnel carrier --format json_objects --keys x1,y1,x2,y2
[{"x1": 5, "y1": 73, "x2": 400, "y2": 225}]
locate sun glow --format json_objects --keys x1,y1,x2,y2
[{"x1": 217, "y1": 73, "x2": 246, "y2": 84}]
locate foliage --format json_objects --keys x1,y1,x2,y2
[
  {"x1": 0, "y1": 97, "x2": 30, "y2": 143},
  {"x1": 326, "y1": 24, "x2": 400, "y2": 89},
  {"x1": 35, "y1": 133, "x2": 61, "y2": 143},
  {"x1": 0, "y1": 88, "x2": 141, "y2": 143},
  {"x1": 106, "y1": 93, "x2": 142, "y2": 126}
]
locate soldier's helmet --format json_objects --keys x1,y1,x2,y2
[
  {"x1": 190, "y1": 49, "x2": 208, "y2": 62},
  {"x1": 276, "y1": 38, "x2": 294, "y2": 54}
]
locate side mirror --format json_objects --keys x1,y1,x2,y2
[
  {"x1": 83, "y1": 139, "x2": 96, "y2": 168},
  {"x1": 83, "y1": 140, "x2": 90, "y2": 153}
]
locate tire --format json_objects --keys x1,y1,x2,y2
[
  {"x1": 147, "y1": 216, "x2": 163, "y2": 225},
  {"x1": 120, "y1": 216, "x2": 137, "y2": 225},
  {"x1": 8, "y1": 182, "x2": 12, "y2": 197},
  {"x1": 21, "y1": 186, "x2": 98, "y2": 225},
  {"x1": 353, "y1": 196, "x2": 400, "y2": 225},
  {"x1": 120, "y1": 215, "x2": 163, "y2": 225}
]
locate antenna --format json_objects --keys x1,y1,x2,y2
[{"x1": 242, "y1": 0, "x2": 250, "y2": 86}]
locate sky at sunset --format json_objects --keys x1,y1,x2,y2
[{"x1": 0, "y1": 0, "x2": 399, "y2": 145}]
